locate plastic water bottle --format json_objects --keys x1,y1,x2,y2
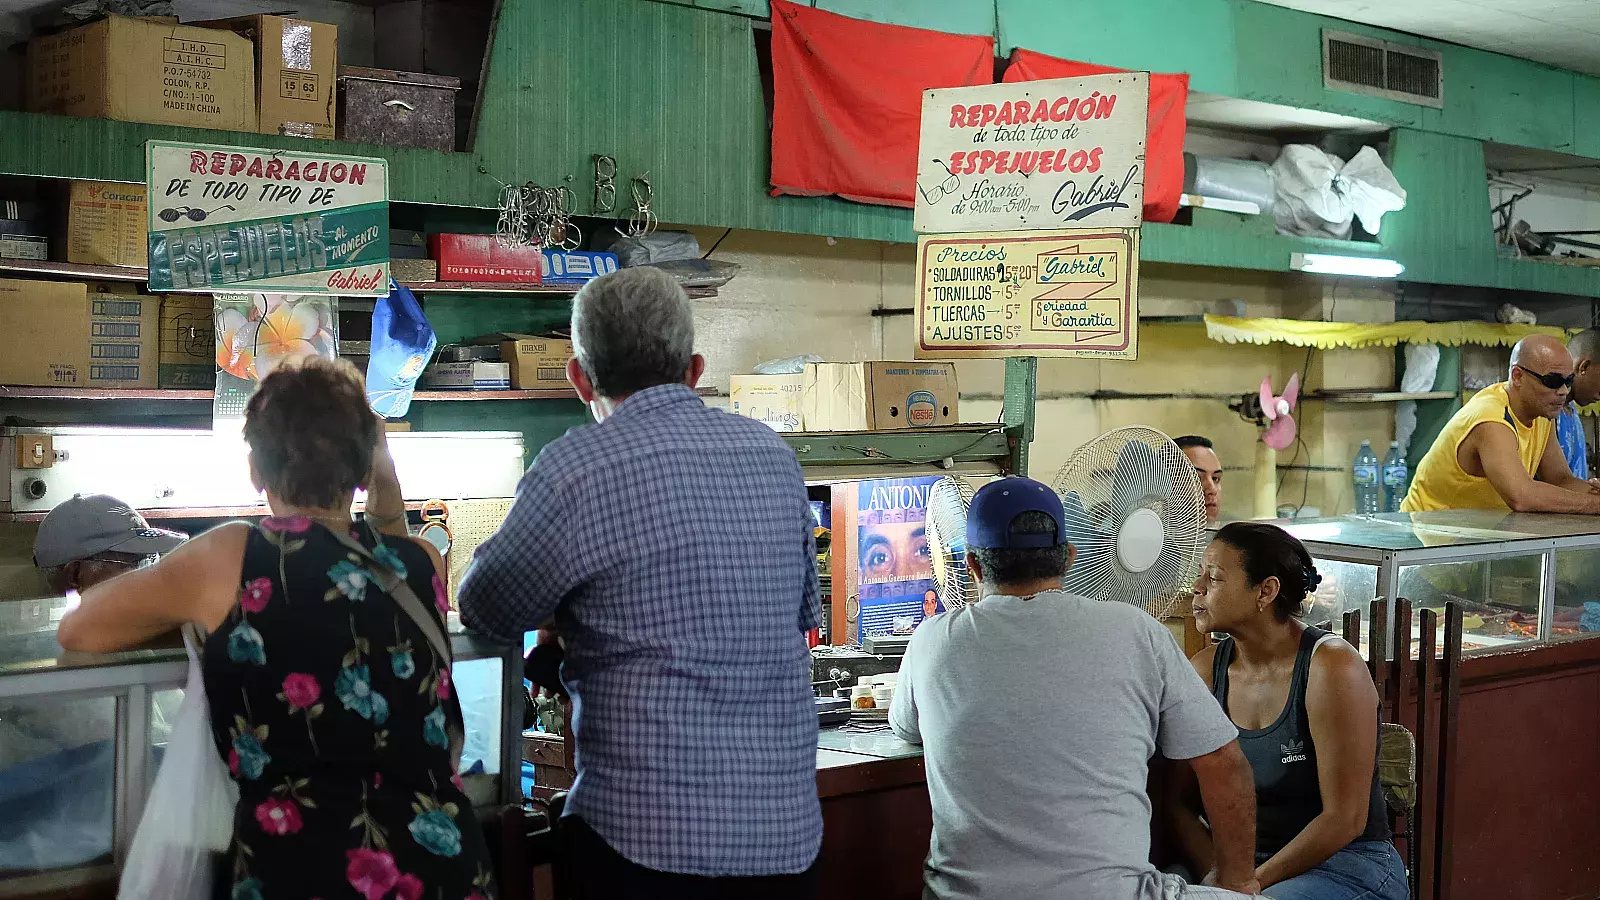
[
  {"x1": 1381, "y1": 441, "x2": 1409, "y2": 513},
  {"x1": 1353, "y1": 440, "x2": 1381, "y2": 515}
]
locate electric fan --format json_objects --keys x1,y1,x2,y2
[
  {"x1": 1052, "y1": 427, "x2": 1207, "y2": 619},
  {"x1": 924, "y1": 476, "x2": 980, "y2": 611}
]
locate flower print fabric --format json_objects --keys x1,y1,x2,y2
[{"x1": 204, "y1": 519, "x2": 494, "y2": 899}]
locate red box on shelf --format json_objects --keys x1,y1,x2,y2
[{"x1": 428, "y1": 234, "x2": 543, "y2": 283}]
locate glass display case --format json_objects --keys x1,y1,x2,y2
[
  {"x1": 0, "y1": 597, "x2": 522, "y2": 897},
  {"x1": 1282, "y1": 511, "x2": 1600, "y2": 656}
]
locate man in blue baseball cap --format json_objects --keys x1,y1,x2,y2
[{"x1": 889, "y1": 476, "x2": 1260, "y2": 900}]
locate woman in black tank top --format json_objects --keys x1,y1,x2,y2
[{"x1": 1167, "y1": 523, "x2": 1406, "y2": 900}]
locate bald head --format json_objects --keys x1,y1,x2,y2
[
  {"x1": 1508, "y1": 334, "x2": 1575, "y2": 420},
  {"x1": 1510, "y1": 334, "x2": 1571, "y2": 372}
]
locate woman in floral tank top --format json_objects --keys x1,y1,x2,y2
[{"x1": 60, "y1": 358, "x2": 495, "y2": 900}]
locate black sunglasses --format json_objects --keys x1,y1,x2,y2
[{"x1": 1517, "y1": 365, "x2": 1575, "y2": 391}]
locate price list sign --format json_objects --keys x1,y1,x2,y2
[
  {"x1": 914, "y1": 230, "x2": 1140, "y2": 360},
  {"x1": 913, "y1": 71, "x2": 1147, "y2": 360}
]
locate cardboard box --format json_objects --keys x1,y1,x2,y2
[
  {"x1": 29, "y1": 15, "x2": 257, "y2": 132},
  {"x1": 429, "y1": 234, "x2": 542, "y2": 283},
  {"x1": 731, "y1": 373, "x2": 806, "y2": 433},
  {"x1": 158, "y1": 294, "x2": 216, "y2": 388},
  {"x1": 67, "y1": 181, "x2": 148, "y2": 268},
  {"x1": 390, "y1": 258, "x2": 437, "y2": 283},
  {"x1": 421, "y1": 361, "x2": 510, "y2": 391},
  {"x1": 202, "y1": 15, "x2": 337, "y2": 139},
  {"x1": 0, "y1": 279, "x2": 157, "y2": 388},
  {"x1": 803, "y1": 362, "x2": 959, "y2": 432},
  {"x1": 473, "y1": 334, "x2": 573, "y2": 389}
]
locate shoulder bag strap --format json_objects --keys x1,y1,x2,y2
[{"x1": 325, "y1": 525, "x2": 465, "y2": 766}]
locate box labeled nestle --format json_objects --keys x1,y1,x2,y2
[
  {"x1": 0, "y1": 279, "x2": 156, "y2": 388},
  {"x1": 803, "y1": 362, "x2": 959, "y2": 431},
  {"x1": 29, "y1": 16, "x2": 257, "y2": 132},
  {"x1": 731, "y1": 373, "x2": 806, "y2": 432},
  {"x1": 201, "y1": 15, "x2": 338, "y2": 139},
  {"x1": 542, "y1": 250, "x2": 619, "y2": 285},
  {"x1": 429, "y1": 234, "x2": 543, "y2": 283},
  {"x1": 421, "y1": 361, "x2": 510, "y2": 390},
  {"x1": 159, "y1": 294, "x2": 216, "y2": 388},
  {"x1": 473, "y1": 334, "x2": 573, "y2": 388},
  {"x1": 67, "y1": 181, "x2": 148, "y2": 268}
]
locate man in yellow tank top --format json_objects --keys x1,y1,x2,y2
[{"x1": 1403, "y1": 335, "x2": 1600, "y2": 513}]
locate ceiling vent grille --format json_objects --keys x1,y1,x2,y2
[{"x1": 1323, "y1": 30, "x2": 1443, "y2": 109}]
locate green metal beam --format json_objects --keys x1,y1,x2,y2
[
  {"x1": 0, "y1": 111, "x2": 498, "y2": 207},
  {"x1": 1003, "y1": 357, "x2": 1037, "y2": 476},
  {"x1": 784, "y1": 426, "x2": 1009, "y2": 468}
]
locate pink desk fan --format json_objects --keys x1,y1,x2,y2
[{"x1": 1228, "y1": 373, "x2": 1300, "y2": 518}]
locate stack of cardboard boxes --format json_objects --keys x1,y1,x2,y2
[
  {"x1": 732, "y1": 362, "x2": 960, "y2": 433},
  {"x1": 28, "y1": 14, "x2": 339, "y2": 139}
]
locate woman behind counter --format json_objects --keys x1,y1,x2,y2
[
  {"x1": 58, "y1": 357, "x2": 495, "y2": 900},
  {"x1": 1169, "y1": 523, "x2": 1406, "y2": 900}
]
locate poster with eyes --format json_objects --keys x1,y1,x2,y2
[{"x1": 855, "y1": 476, "x2": 942, "y2": 641}]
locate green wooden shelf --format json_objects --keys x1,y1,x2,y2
[{"x1": 0, "y1": 111, "x2": 498, "y2": 208}]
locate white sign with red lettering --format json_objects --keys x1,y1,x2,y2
[
  {"x1": 914, "y1": 73, "x2": 1148, "y2": 234},
  {"x1": 145, "y1": 140, "x2": 390, "y2": 295}
]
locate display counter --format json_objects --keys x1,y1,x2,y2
[
  {"x1": 814, "y1": 726, "x2": 928, "y2": 900},
  {"x1": 1281, "y1": 512, "x2": 1600, "y2": 900},
  {"x1": 0, "y1": 597, "x2": 523, "y2": 900}
]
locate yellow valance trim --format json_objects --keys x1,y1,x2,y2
[{"x1": 1203, "y1": 316, "x2": 1573, "y2": 350}]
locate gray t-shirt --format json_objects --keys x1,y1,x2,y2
[{"x1": 889, "y1": 590, "x2": 1238, "y2": 900}]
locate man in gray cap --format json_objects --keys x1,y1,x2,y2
[
  {"x1": 33, "y1": 494, "x2": 186, "y2": 594},
  {"x1": 0, "y1": 496, "x2": 184, "y2": 872}
]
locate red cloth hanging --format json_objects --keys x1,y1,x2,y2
[
  {"x1": 1003, "y1": 49, "x2": 1189, "y2": 224},
  {"x1": 769, "y1": 0, "x2": 995, "y2": 209}
]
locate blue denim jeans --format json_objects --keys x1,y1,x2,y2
[{"x1": 1262, "y1": 841, "x2": 1409, "y2": 900}]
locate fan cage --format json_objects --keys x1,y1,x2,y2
[
  {"x1": 1051, "y1": 427, "x2": 1206, "y2": 619},
  {"x1": 925, "y1": 476, "x2": 978, "y2": 611}
]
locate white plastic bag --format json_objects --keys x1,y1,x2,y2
[
  {"x1": 1272, "y1": 144, "x2": 1407, "y2": 239},
  {"x1": 118, "y1": 629, "x2": 238, "y2": 900}
]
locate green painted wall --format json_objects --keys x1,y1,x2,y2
[
  {"x1": 463, "y1": 0, "x2": 1600, "y2": 296},
  {"x1": 471, "y1": 0, "x2": 910, "y2": 244}
]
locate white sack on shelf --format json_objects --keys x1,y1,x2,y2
[{"x1": 1272, "y1": 145, "x2": 1407, "y2": 240}]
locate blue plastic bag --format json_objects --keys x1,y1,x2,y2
[{"x1": 367, "y1": 281, "x2": 437, "y2": 418}]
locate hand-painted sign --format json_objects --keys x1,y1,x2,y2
[
  {"x1": 915, "y1": 229, "x2": 1140, "y2": 359},
  {"x1": 145, "y1": 140, "x2": 389, "y2": 294},
  {"x1": 914, "y1": 73, "x2": 1148, "y2": 233}
]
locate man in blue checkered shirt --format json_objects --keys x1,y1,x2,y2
[{"x1": 458, "y1": 266, "x2": 823, "y2": 899}]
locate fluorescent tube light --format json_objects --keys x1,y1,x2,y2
[{"x1": 1290, "y1": 252, "x2": 1404, "y2": 278}]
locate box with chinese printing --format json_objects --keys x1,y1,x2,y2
[
  {"x1": 0, "y1": 279, "x2": 157, "y2": 388},
  {"x1": 429, "y1": 234, "x2": 542, "y2": 283},
  {"x1": 541, "y1": 250, "x2": 619, "y2": 285},
  {"x1": 28, "y1": 15, "x2": 257, "y2": 132},
  {"x1": 803, "y1": 362, "x2": 958, "y2": 431}
]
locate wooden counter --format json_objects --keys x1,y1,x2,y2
[
  {"x1": 1445, "y1": 637, "x2": 1600, "y2": 900},
  {"x1": 815, "y1": 727, "x2": 930, "y2": 900}
]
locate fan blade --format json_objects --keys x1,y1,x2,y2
[
  {"x1": 1282, "y1": 372, "x2": 1301, "y2": 411},
  {"x1": 1259, "y1": 376, "x2": 1278, "y2": 421},
  {"x1": 1262, "y1": 413, "x2": 1298, "y2": 450},
  {"x1": 1110, "y1": 439, "x2": 1172, "y2": 521}
]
